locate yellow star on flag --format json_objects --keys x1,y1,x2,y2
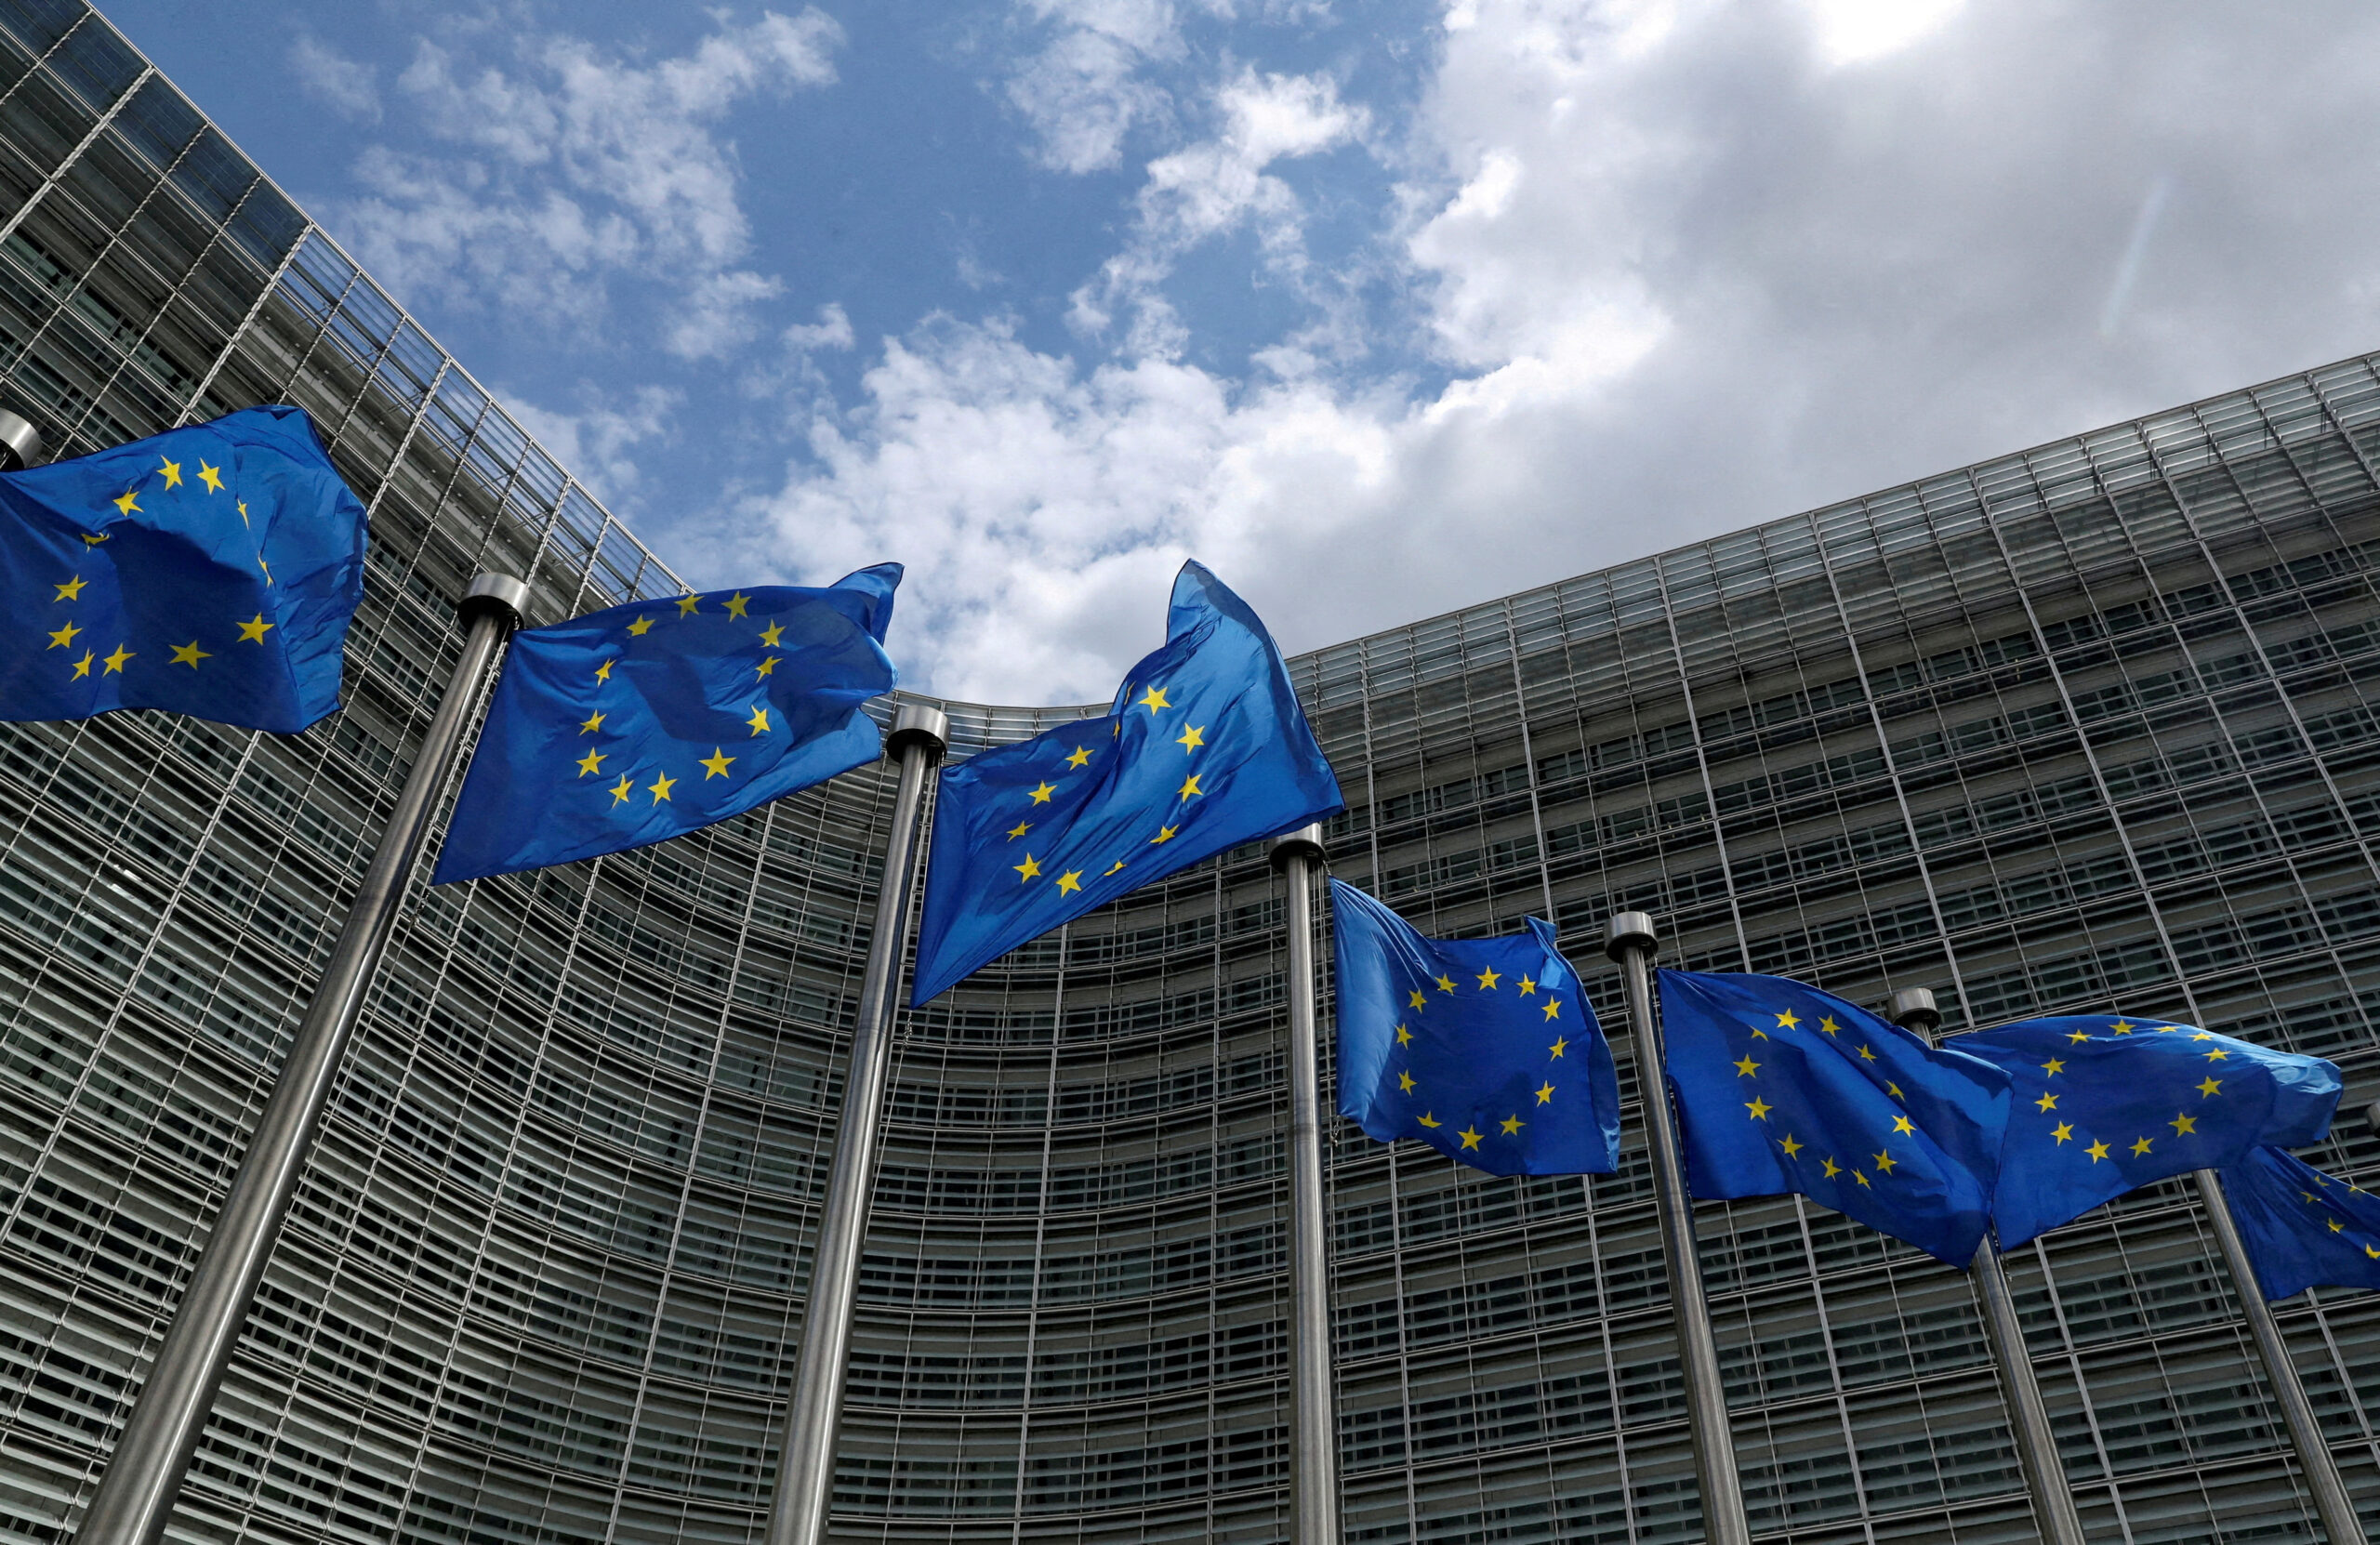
[
  {"x1": 1500, "y1": 1116, "x2": 1523, "y2": 1136},
  {"x1": 747, "y1": 706, "x2": 771, "y2": 734},
  {"x1": 1418, "y1": 1112, "x2": 1441, "y2": 1129},
  {"x1": 2035, "y1": 1091, "x2": 2058, "y2": 1112},
  {"x1": 576, "y1": 749, "x2": 605, "y2": 777},
  {"x1": 1395, "y1": 1024, "x2": 1412, "y2": 1046},
  {"x1": 1459, "y1": 1127, "x2": 1483, "y2": 1150},
  {"x1": 1007, "y1": 820, "x2": 1031, "y2": 839},
  {"x1": 1779, "y1": 1134, "x2": 1804, "y2": 1157},
  {"x1": 1821, "y1": 1158, "x2": 1842, "y2": 1178},
  {"x1": 2170, "y1": 1113, "x2": 2197, "y2": 1135},
  {"x1": 2198, "y1": 1076, "x2": 2222, "y2": 1097},
  {"x1": 1872, "y1": 1149, "x2": 1898, "y2": 1174},
  {"x1": 700, "y1": 747, "x2": 734, "y2": 779},
  {"x1": 1407, "y1": 989, "x2": 1426, "y2": 1010},
  {"x1": 2051, "y1": 1123, "x2": 2074, "y2": 1143},
  {"x1": 724, "y1": 592, "x2": 750, "y2": 618},
  {"x1": 2086, "y1": 1140, "x2": 2111, "y2": 1163},
  {"x1": 1733, "y1": 1054, "x2": 1759, "y2": 1077},
  {"x1": 1537, "y1": 1082, "x2": 1556, "y2": 1105},
  {"x1": 580, "y1": 711, "x2": 605, "y2": 734},
  {"x1": 1150, "y1": 825, "x2": 1178, "y2": 843},
  {"x1": 1543, "y1": 999, "x2": 1562, "y2": 1021},
  {"x1": 1475, "y1": 966, "x2": 1501, "y2": 990},
  {"x1": 1857, "y1": 1044, "x2": 1876, "y2": 1062},
  {"x1": 1435, "y1": 973, "x2": 1456, "y2": 993},
  {"x1": 157, "y1": 457, "x2": 181, "y2": 488},
  {"x1": 1055, "y1": 869, "x2": 1084, "y2": 894},
  {"x1": 1517, "y1": 975, "x2": 1537, "y2": 996},
  {"x1": 2067, "y1": 1029, "x2": 2091, "y2": 1044},
  {"x1": 647, "y1": 772, "x2": 676, "y2": 803},
  {"x1": 102, "y1": 644, "x2": 133, "y2": 673},
  {"x1": 755, "y1": 655, "x2": 781, "y2": 679},
  {"x1": 1548, "y1": 1037, "x2": 1567, "y2": 1058},
  {"x1": 1776, "y1": 1010, "x2": 1801, "y2": 1030},
  {"x1": 594, "y1": 658, "x2": 614, "y2": 682},
  {"x1": 198, "y1": 461, "x2": 222, "y2": 493},
  {"x1": 1817, "y1": 1015, "x2": 1839, "y2": 1036},
  {"x1": 1891, "y1": 1115, "x2": 1915, "y2": 1134},
  {"x1": 1014, "y1": 853, "x2": 1042, "y2": 881},
  {"x1": 628, "y1": 615, "x2": 654, "y2": 636},
  {"x1": 2131, "y1": 1137, "x2": 2153, "y2": 1156},
  {"x1": 609, "y1": 774, "x2": 634, "y2": 806},
  {"x1": 53, "y1": 575, "x2": 83, "y2": 601},
  {"x1": 677, "y1": 595, "x2": 700, "y2": 616},
  {"x1": 1065, "y1": 746, "x2": 1092, "y2": 768},
  {"x1": 1029, "y1": 781, "x2": 1056, "y2": 804},
  {"x1": 1135, "y1": 685, "x2": 1170, "y2": 713},
  {"x1": 169, "y1": 640, "x2": 209, "y2": 668},
  {"x1": 46, "y1": 620, "x2": 79, "y2": 650},
  {"x1": 1176, "y1": 724, "x2": 1204, "y2": 751},
  {"x1": 1745, "y1": 1096, "x2": 1772, "y2": 1120},
  {"x1": 1397, "y1": 1071, "x2": 1415, "y2": 1092},
  {"x1": 2041, "y1": 1057, "x2": 2066, "y2": 1076},
  {"x1": 1177, "y1": 772, "x2": 1203, "y2": 799},
  {"x1": 69, "y1": 650, "x2": 92, "y2": 679},
  {"x1": 759, "y1": 621, "x2": 784, "y2": 645}
]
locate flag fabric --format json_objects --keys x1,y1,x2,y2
[
  {"x1": 1951, "y1": 1015, "x2": 2341, "y2": 1248},
  {"x1": 0, "y1": 405, "x2": 365, "y2": 733},
  {"x1": 1659, "y1": 970, "x2": 2012, "y2": 1268},
  {"x1": 1330, "y1": 879, "x2": 1619, "y2": 1176},
  {"x1": 908, "y1": 561, "x2": 1342, "y2": 1005},
  {"x1": 2220, "y1": 1144, "x2": 2380, "y2": 1302},
  {"x1": 432, "y1": 567, "x2": 901, "y2": 884}
]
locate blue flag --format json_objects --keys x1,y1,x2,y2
[
  {"x1": 1659, "y1": 970, "x2": 2011, "y2": 1268},
  {"x1": 1953, "y1": 1015, "x2": 2341, "y2": 1248},
  {"x1": 1330, "y1": 879, "x2": 1619, "y2": 1176},
  {"x1": 0, "y1": 405, "x2": 364, "y2": 733},
  {"x1": 910, "y1": 561, "x2": 1341, "y2": 1006},
  {"x1": 2221, "y1": 1145, "x2": 2380, "y2": 1302},
  {"x1": 432, "y1": 567, "x2": 900, "y2": 884}
]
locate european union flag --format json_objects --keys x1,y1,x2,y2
[
  {"x1": 2221, "y1": 1145, "x2": 2380, "y2": 1302},
  {"x1": 1330, "y1": 880, "x2": 1619, "y2": 1176},
  {"x1": 1952, "y1": 1015, "x2": 2341, "y2": 1248},
  {"x1": 0, "y1": 405, "x2": 364, "y2": 733},
  {"x1": 910, "y1": 561, "x2": 1341, "y2": 1006},
  {"x1": 432, "y1": 567, "x2": 900, "y2": 884},
  {"x1": 1659, "y1": 970, "x2": 2011, "y2": 1268}
]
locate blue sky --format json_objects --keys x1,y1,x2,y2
[{"x1": 95, "y1": 0, "x2": 2380, "y2": 702}]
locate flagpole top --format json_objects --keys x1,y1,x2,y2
[
  {"x1": 1268, "y1": 824, "x2": 1326, "y2": 871},
  {"x1": 458, "y1": 573, "x2": 530, "y2": 628},
  {"x1": 1886, "y1": 987, "x2": 1941, "y2": 1034},
  {"x1": 0, "y1": 409, "x2": 43, "y2": 472},
  {"x1": 1603, "y1": 911, "x2": 1656, "y2": 961},
  {"x1": 887, "y1": 703, "x2": 949, "y2": 759}
]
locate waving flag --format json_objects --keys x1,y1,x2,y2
[
  {"x1": 1660, "y1": 969, "x2": 2011, "y2": 1268},
  {"x1": 2221, "y1": 1144, "x2": 2380, "y2": 1301},
  {"x1": 910, "y1": 561, "x2": 1341, "y2": 1005},
  {"x1": 0, "y1": 405, "x2": 364, "y2": 733},
  {"x1": 433, "y1": 567, "x2": 900, "y2": 884},
  {"x1": 1953, "y1": 1014, "x2": 2340, "y2": 1247},
  {"x1": 1331, "y1": 878, "x2": 1619, "y2": 1176}
]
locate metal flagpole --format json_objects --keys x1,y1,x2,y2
[
  {"x1": 1885, "y1": 988, "x2": 2086, "y2": 1545},
  {"x1": 1603, "y1": 912, "x2": 1752, "y2": 1545},
  {"x1": 1269, "y1": 824, "x2": 1341, "y2": 1545},
  {"x1": 77, "y1": 572, "x2": 531, "y2": 1545},
  {"x1": 768, "y1": 703, "x2": 948, "y2": 1545},
  {"x1": 2193, "y1": 1166, "x2": 2364, "y2": 1543}
]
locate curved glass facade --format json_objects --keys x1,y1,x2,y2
[{"x1": 2, "y1": 6, "x2": 2380, "y2": 1544}]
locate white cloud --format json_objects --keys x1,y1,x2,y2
[
  {"x1": 730, "y1": 0, "x2": 2380, "y2": 706},
  {"x1": 329, "y1": 10, "x2": 840, "y2": 354},
  {"x1": 1802, "y1": 0, "x2": 1966, "y2": 68},
  {"x1": 1071, "y1": 67, "x2": 1368, "y2": 346},
  {"x1": 290, "y1": 36, "x2": 380, "y2": 123},
  {"x1": 1003, "y1": 0, "x2": 1191, "y2": 173},
  {"x1": 506, "y1": 384, "x2": 682, "y2": 511}
]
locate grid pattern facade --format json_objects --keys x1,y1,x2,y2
[{"x1": 0, "y1": 5, "x2": 2378, "y2": 1543}]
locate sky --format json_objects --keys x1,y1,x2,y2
[{"x1": 91, "y1": 0, "x2": 2380, "y2": 705}]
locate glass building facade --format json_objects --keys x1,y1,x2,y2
[{"x1": 1, "y1": 4, "x2": 2378, "y2": 1543}]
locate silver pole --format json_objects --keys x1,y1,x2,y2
[
  {"x1": 1885, "y1": 988, "x2": 2085, "y2": 1545},
  {"x1": 1270, "y1": 825, "x2": 1341, "y2": 1545},
  {"x1": 76, "y1": 572, "x2": 531, "y2": 1545},
  {"x1": 2194, "y1": 1166, "x2": 2365, "y2": 1543},
  {"x1": 0, "y1": 406, "x2": 44, "y2": 471},
  {"x1": 1604, "y1": 913, "x2": 1751, "y2": 1545},
  {"x1": 767, "y1": 704, "x2": 947, "y2": 1545}
]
